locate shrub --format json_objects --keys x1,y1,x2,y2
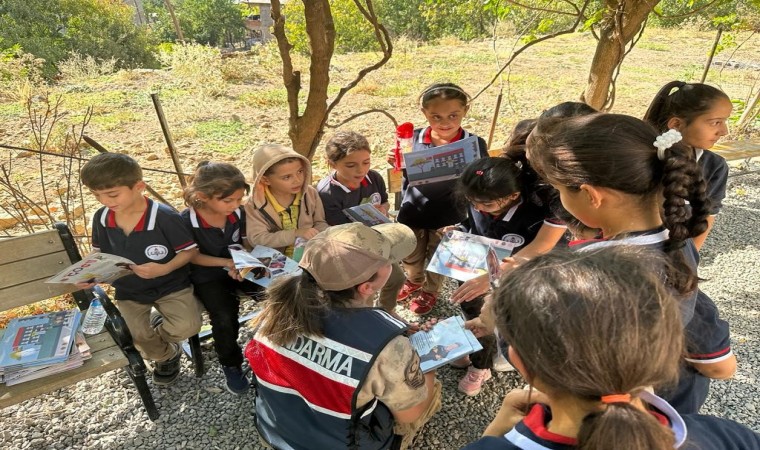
[
  {"x1": 157, "y1": 43, "x2": 226, "y2": 97},
  {"x1": 57, "y1": 52, "x2": 118, "y2": 82}
]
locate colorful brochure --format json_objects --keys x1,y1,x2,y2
[
  {"x1": 0, "y1": 309, "x2": 81, "y2": 370},
  {"x1": 403, "y1": 136, "x2": 481, "y2": 187},
  {"x1": 410, "y1": 316, "x2": 483, "y2": 373},
  {"x1": 343, "y1": 203, "x2": 391, "y2": 226},
  {"x1": 45, "y1": 253, "x2": 135, "y2": 285},
  {"x1": 229, "y1": 245, "x2": 302, "y2": 288},
  {"x1": 426, "y1": 230, "x2": 515, "y2": 282}
]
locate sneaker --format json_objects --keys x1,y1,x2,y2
[
  {"x1": 458, "y1": 367, "x2": 492, "y2": 396},
  {"x1": 493, "y1": 351, "x2": 515, "y2": 372},
  {"x1": 409, "y1": 291, "x2": 437, "y2": 315},
  {"x1": 152, "y1": 343, "x2": 182, "y2": 386},
  {"x1": 397, "y1": 281, "x2": 422, "y2": 302},
  {"x1": 449, "y1": 355, "x2": 471, "y2": 369},
  {"x1": 222, "y1": 365, "x2": 250, "y2": 395}
]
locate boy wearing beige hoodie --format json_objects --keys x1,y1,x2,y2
[{"x1": 245, "y1": 144, "x2": 328, "y2": 257}]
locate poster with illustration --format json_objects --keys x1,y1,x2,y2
[{"x1": 404, "y1": 136, "x2": 480, "y2": 187}]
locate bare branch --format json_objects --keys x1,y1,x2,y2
[
  {"x1": 326, "y1": 109, "x2": 398, "y2": 129},
  {"x1": 472, "y1": 0, "x2": 593, "y2": 102},
  {"x1": 504, "y1": 0, "x2": 578, "y2": 16},
  {"x1": 652, "y1": 0, "x2": 722, "y2": 19}
]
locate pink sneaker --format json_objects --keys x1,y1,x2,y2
[
  {"x1": 409, "y1": 291, "x2": 437, "y2": 315},
  {"x1": 397, "y1": 281, "x2": 422, "y2": 302},
  {"x1": 458, "y1": 367, "x2": 492, "y2": 396}
]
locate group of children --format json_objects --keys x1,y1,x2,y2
[{"x1": 75, "y1": 78, "x2": 758, "y2": 448}]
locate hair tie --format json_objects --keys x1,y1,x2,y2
[
  {"x1": 600, "y1": 393, "x2": 632, "y2": 404},
  {"x1": 653, "y1": 129, "x2": 683, "y2": 160},
  {"x1": 475, "y1": 170, "x2": 484, "y2": 176}
]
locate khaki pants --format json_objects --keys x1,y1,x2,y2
[
  {"x1": 377, "y1": 262, "x2": 406, "y2": 312},
  {"x1": 395, "y1": 379, "x2": 443, "y2": 450},
  {"x1": 116, "y1": 286, "x2": 203, "y2": 362},
  {"x1": 401, "y1": 228, "x2": 444, "y2": 295}
]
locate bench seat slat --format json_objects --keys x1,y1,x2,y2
[{"x1": 0, "y1": 251, "x2": 73, "y2": 291}]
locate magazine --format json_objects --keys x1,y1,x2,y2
[
  {"x1": 410, "y1": 316, "x2": 483, "y2": 373},
  {"x1": 3, "y1": 332, "x2": 92, "y2": 386},
  {"x1": 427, "y1": 231, "x2": 515, "y2": 282},
  {"x1": 343, "y1": 203, "x2": 391, "y2": 226},
  {"x1": 404, "y1": 136, "x2": 481, "y2": 187},
  {"x1": 0, "y1": 309, "x2": 81, "y2": 370},
  {"x1": 229, "y1": 245, "x2": 302, "y2": 288},
  {"x1": 45, "y1": 252, "x2": 135, "y2": 285}
]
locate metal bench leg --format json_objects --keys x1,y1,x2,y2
[
  {"x1": 189, "y1": 334, "x2": 204, "y2": 377},
  {"x1": 126, "y1": 361, "x2": 159, "y2": 421}
]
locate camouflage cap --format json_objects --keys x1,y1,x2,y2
[{"x1": 299, "y1": 223, "x2": 416, "y2": 291}]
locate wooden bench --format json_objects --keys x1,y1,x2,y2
[
  {"x1": 711, "y1": 139, "x2": 760, "y2": 177},
  {"x1": 0, "y1": 223, "x2": 204, "y2": 421}
]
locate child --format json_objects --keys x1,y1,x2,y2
[
  {"x1": 390, "y1": 82, "x2": 489, "y2": 315},
  {"x1": 644, "y1": 81, "x2": 732, "y2": 250},
  {"x1": 463, "y1": 247, "x2": 760, "y2": 450},
  {"x1": 446, "y1": 157, "x2": 564, "y2": 396},
  {"x1": 528, "y1": 113, "x2": 736, "y2": 414},
  {"x1": 244, "y1": 144, "x2": 328, "y2": 257},
  {"x1": 245, "y1": 223, "x2": 441, "y2": 450},
  {"x1": 80, "y1": 153, "x2": 202, "y2": 386},
  {"x1": 317, "y1": 131, "x2": 404, "y2": 312},
  {"x1": 181, "y1": 162, "x2": 262, "y2": 395}
]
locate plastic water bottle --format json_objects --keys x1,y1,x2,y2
[{"x1": 81, "y1": 297, "x2": 107, "y2": 335}]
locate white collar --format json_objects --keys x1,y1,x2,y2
[
  {"x1": 578, "y1": 229, "x2": 669, "y2": 251},
  {"x1": 501, "y1": 198, "x2": 524, "y2": 222},
  {"x1": 329, "y1": 171, "x2": 372, "y2": 193}
]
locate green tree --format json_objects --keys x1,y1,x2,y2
[
  {"x1": 283, "y1": 0, "x2": 380, "y2": 53},
  {"x1": 145, "y1": 0, "x2": 244, "y2": 46}
]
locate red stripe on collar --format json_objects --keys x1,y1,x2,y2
[
  {"x1": 105, "y1": 197, "x2": 149, "y2": 230},
  {"x1": 523, "y1": 404, "x2": 577, "y2": 445},
  {"x1": 422, "y1": 127, "x2": 465, "y2": 144}
]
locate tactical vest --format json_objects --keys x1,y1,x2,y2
[{"x1": 246, "y1": 308, "x2": 408, "y2": 450}]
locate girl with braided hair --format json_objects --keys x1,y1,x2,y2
[
  {"x1": 526, "y1": 113, "x2": 736, "y2": 414},
  {"x1": 644, "y1": 81, "x2": 732, "y2": 250}
]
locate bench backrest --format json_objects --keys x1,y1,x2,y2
[{"x1": 0, "y1": 227, "x2": 83, "y2": 312}]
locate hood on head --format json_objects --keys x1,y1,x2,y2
[{"x1": 249, "y1": 144, "x2": 313, "y2": 207}]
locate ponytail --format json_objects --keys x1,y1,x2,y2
[
  {"x1": 578, "y1": 402, "x2": 675, "y2": 450},
  {"x1": 660, "y1": 141, "x2": 710, "y2": 295},
  {"x1": 643, "y1": 80, "x2": 686, "y2": 132},
  {"x1": 644, "y1": 80, "x2": 730, "y2": 132},
  {"x1": 252, "y1": 271, "x2": 326, "y2": 347}
]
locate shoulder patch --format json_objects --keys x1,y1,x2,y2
[{"x1": 404, "y1": 351, "x2": 425, "y2": 389}]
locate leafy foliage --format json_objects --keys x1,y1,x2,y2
[
  {"x1": 0, "y1": 0, "x2": 156, "y2": 77},
  {"x1": 283, "y1": 0, "x2": 380, "y2": 54},
  {"x1": 144, "y1": 0, "x2": 244, "y2": 47}
]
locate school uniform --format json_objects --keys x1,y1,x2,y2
[
  {"x1": 317, "y1": 170, "x2": 388, "y2": 226},
  {"x1": 570, "y1": 229, "x2": 733, "y2": 414},
  {"x1": 397, "y1": 127, "x2": 488, "y2": 294},
  {"x1": 461, "y1": 391, "x2": 760, "y2": 450},
  {"x1": 697, "y1": 149, "x2": 729, "y2": 215},
  {"x1": 91, "y1": 196, "x2": 202, "y2": 362},
  {"x1": 181, "y1": 206, "x2": 262, "y2": 368}
]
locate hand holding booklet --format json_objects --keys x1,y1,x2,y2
[
  {"x1": 427, "y1": 230, "x2": 515, "y2": 282},
  {"x1": 410, "y1": 316, "x2": 483, "y2": 373},
  {"x1": 45, "y1": 253, "x2": 135, "y2": 285},
  {"x1": 229, "y1": 244, "x2": 302, "y2": 288}
]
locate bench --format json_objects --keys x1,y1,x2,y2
[
  {"x1": 711, "y1": 139, "x2": 760, "y2": 177},
  {"x1": 0, "y1": 223, "x2": 204, "y2": 421}
]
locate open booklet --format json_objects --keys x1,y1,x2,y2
[
  {"x1": 403, "y1": 135, "x2": 481, "y2": 187},
  {"x1": 228, "y1": 244, "x2": 302, "y2": 288},
  {"x1": 343, "y1": 203, "x2": 391, "y2": 226},
  {"x1": 45, "y1": 253, "x2": 135, "y2": 285},
  {"x1": 427, "y1": 230, "x2": 515, "y2": 282},
  {"x1": 409, "y1": 316, "x2": 483, "y2": 373}
]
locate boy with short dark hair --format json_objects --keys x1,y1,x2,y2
[
  {"x1": 317, "y1": 131, "x2": 404, "y2": 313},
  {"x1": 80, "y1": 153, "x2": 202, "y2": 386}
]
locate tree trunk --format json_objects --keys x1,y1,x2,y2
[
  {"x1": 582, "y1": 0, "x2": 659, "y2": 110},
  {"x1": 164, "y1": 0, "x2": 185, "y2": 43}
]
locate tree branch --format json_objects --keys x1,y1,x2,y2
[
  {"x1": 325, "y1": 109, "x2": 398, "y2": 129},
  {"x1": 504, "y1": 0, "x2": 578, "y2": 16},
  {"x1": 651, "y1": 0, "x2": 722, "y2": 20},
  {"x1": 472, "y1": 0, "x2": 593, "y2": 102},
  {"x1": 270, "y1": 0, "x2": 300, "y2": 120}
]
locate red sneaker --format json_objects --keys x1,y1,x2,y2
[
  {"x1": 397, "y1": 281, "x2": 422, "y2": 302},
  {"x1": 409, "y1": 291, "x2": 437, "y2": 315}
]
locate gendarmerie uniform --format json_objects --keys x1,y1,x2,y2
[
  {"x1": 697, "y1": 148, "x2": 729, "y2": 216},
  {"x1": 317, "y1": 170, "x2": 389, "y2": 226},
  {"x1": 462, "y1": 391, "x2": 760, "y2": 450},
  {"x1": 92, "y1": 197, "x2": 196, "y2": 303},
  {"x1": 245, "y1": 308, "x2": 412, "y2": 450},
  {"x1": 569, "y1": 229, "x2": 733, "y2": 414},
  {"x1": 397, "y1": 127, "x2": 489, "y2": 230}
]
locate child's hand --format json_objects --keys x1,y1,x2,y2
[
  {"x1": 386, "y1": 148, "x2": 396, "y2": 166},
  {"x1": 295, "y1": 227, "x2": 320, "y2": 240},
  {"x1": 499, "y1": 256, "x2": 529, "y2": 274},
  {"x1": 75, "y1": 280, "x2": 98, "y2": 290},
  {"x1": 451, "y1": 274, "x2": 490, "y2": 303},
  {"x1": 225, "y1": 261, "x2": 243, "y2": 281},
  {"x1": 372, "y1": 203, "x2": 389, "y2": 216},
  {"x1": 438, "y1": 225, "x2": 459, "y2": 234},
  {"x1": 483, "y1": 389, "x2": 551, "y2": 437},
  {"x1": 464, "y1": 317, "x2": 493, "y2": 338},
  {"x1": 130, "y1": 263, "x2": 168, "y2": 280}
]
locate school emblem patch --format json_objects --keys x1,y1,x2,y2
[
  {"x1": 232, "y1": 229, "x2": 240, "y2": 243},
  {"x1": 501, "y1": 234, "x2": 525, "y2": 247},
  {"x1": 369, "y1": 193, "x2": 382, "y2": 205},
  {"x1": 145, "y1": 245, "x2": 169, "y2": 261}
]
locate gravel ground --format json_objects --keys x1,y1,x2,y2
[{"x1": 1, "y1": 169, "x2": 758, "y2": 450}]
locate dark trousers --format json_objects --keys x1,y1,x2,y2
[
  {"x1": 193, "y1": 278, "x2": 262, "y2": 367},
  {"x1": 459, "y1": 294, "x2": 497, "y2": 370}
]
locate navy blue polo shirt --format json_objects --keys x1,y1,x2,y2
[
  {"x1": 397, "y1": 127, "x2": 489, "y2": 230},
  {"x1": 91, "y1": 197, "x2": 196, "y2": 303},
  {"x1": 457, "y1": 198, "x2": 564, "y2": 254},
  {"x1": 316, "y1": 170, "x2": 388, "y2": 226},
  {"x1": 181, "y1": 206, "x2": 246, "y2": 285},
  {"x1": 569, "y1": 228, "x2": 732, "y2": 414},
  {"x1": 462, "y1": 393, "x2": 760, "y2": 449},
  {"x1": 697, "y1": 149, "x2": 729, "y2": 215}
]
